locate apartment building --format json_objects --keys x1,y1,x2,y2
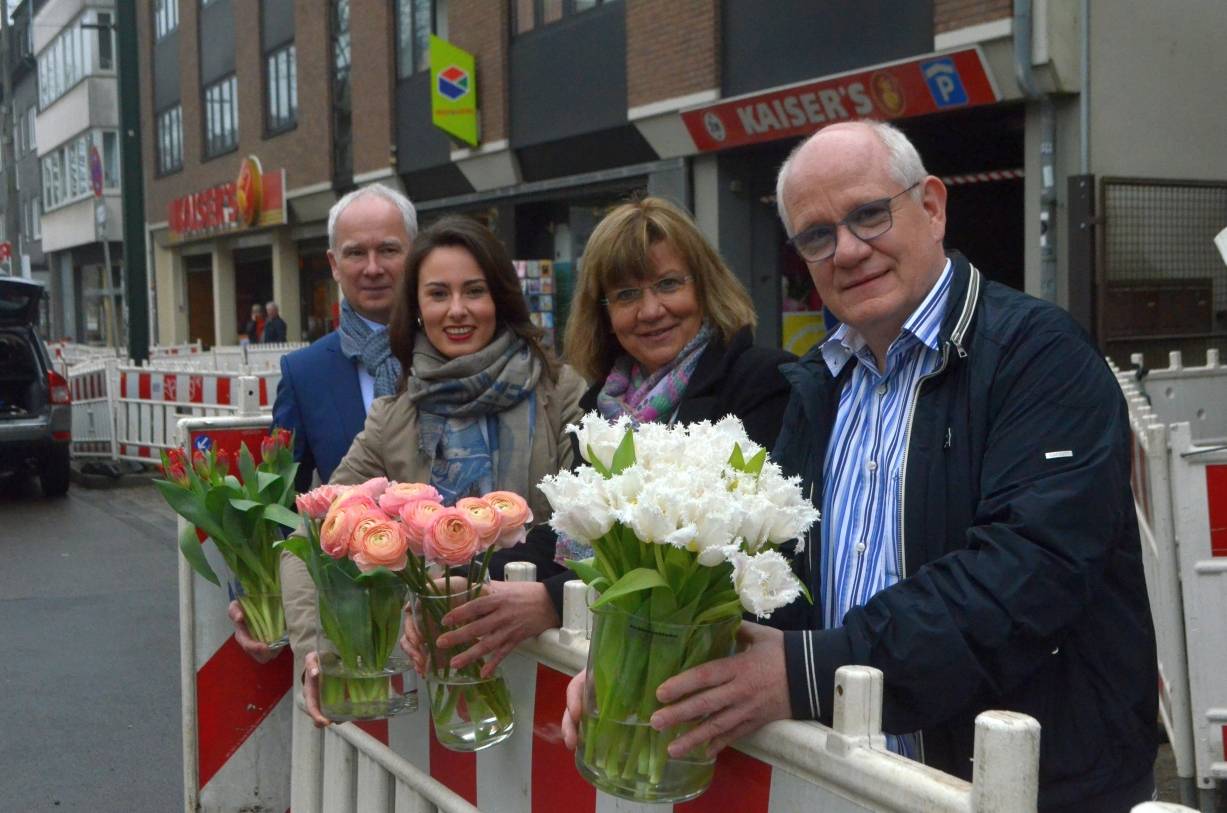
[
  {"x1": 33, "y1": 0, "x2": 124, "y2": 344},
  {"x1": 141, "y1": 1, "x2": 1227, "y2": 364},
  {"x1": 2, "y1": 0, "x2": 48, "y2": 316}
]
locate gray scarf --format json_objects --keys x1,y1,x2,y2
[
  {"x1": 406, "y1": 330, "x2": 542, "y2": 503},
  {"x1": 337, "y1": 300, "x2": 402, "y2": 398}
]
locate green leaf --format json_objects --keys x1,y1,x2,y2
[
  {"x1": 728, "y1": 444, "x2": 746, "y2": 470},
  {"x1": 694, "y1": 598, "x2": 744, "y2": 625},
  {"x1": 586, "y1": 445, "x2": 611, "y2": 478},
  {"x1": 590, "y1": 567, "x2": 668, "y2": 609},
  {"x1": 178, "y1": 522, "x2": 220, "y2": 586},
  {"x1": 264, "y1": 503, "x2": 302, "y2": 530},
  {"x1": 563, "y1": 557, "x2": 604, "y2": 586},
  {"x1": 275, "y1": 535, "x2": 312, "y2": 563},
  {"x1": 238, "y1": 443, "x2": 258, "y2": 494},
  {"x1": 256, "y1": 471, "x2": 280, "y2": 495},
  {"x1": 745, "y1": 448, "x2": 767, "y2": 477},
  {"x1": 609, "y1": 429, "x2": 636, "y2": 475},
  {"x1": 156, "y1": 479, "x2": 226, "y2": 542},
  {"x1": 229, "y1": 498, "x2": 262, "y2": 512}
]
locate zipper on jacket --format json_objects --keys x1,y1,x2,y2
[{"x1": 895, "y1": 265, "x2": 979, "y2": 764}]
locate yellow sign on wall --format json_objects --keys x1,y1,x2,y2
[
  {"x1": 782, "y1": 311, "x2": 827, "y2": 357},
  {"x1": 430, "y1": 36, "x2": 479, "y2": 147}
]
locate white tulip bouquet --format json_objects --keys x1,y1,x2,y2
[{"x1": 539, "y1": 413, "x2": 817, "y2": 802}]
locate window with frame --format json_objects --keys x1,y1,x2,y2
[
  {"x1": 31, "y1": 199, "x2": 41, "y2": 240},
  {"x1": 157, "y1": 105, "x2": 184, "y2": 174},
  {"x1": 265, "y1": 44, "x2": 297, "y2": 133},
  {"x1": 37, "y1": 11, "x2": 116, "y2": 109},
  {"x1": 514, "y1": 0, "x2": 611, "y2": 34},
  {"x1": 25, "y1": 108, "x2": 36, "y2": 154},
  {"x1": 203, "y1": 75, "x2": 238, "y2": 158},
  {"x1": 40, "y1": 130, "x2": 120, "y2": 212},
  {"x1": 396, "y1": 0, "x2": 447, "y2": 79},
  {"x1": 155, "y1": 0, "x2": 180, "y2": 40}
]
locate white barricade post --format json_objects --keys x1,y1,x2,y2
[
  {"x1": 289, "y1": 573, "x2": 1042, "y2": 812},
  {"x1": 176, "y1": 414, "x2": 295, "y2": 813},
  {"x1": 1168, "y1": 424, "x2": 1227, "y2": 813},
  {"x1": 148, "y1": 340, "x2": 203, "y2": 360},
  {"x1": 1117, "y1": 350, "x2": 1227, "y2": 812},
  {"x1": 114, "y1": 366, "x2": 276, "y2": 464},
  {"x1": 1133, "y1": 804, "x2": 1201, "y2": 812},
  {"x1": 1113, "y1": 359, "x2": 1199, "y2": 805},
  {"x1": 66, "y1": 357, "x2": 118, "y2": 460}
]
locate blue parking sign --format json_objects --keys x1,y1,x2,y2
[{"x1": 921, "y1": 58, "x2": 968, "y2": 108}]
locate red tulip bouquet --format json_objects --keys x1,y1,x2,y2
[{"x1": 155, "y1": 429, "x2": 300, "y2": 647}]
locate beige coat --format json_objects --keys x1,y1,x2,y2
[{"x1": 281, "y1": 365, "x2": 587, "y2": 660}]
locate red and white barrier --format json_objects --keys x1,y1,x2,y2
[
  {"x1": 1116, "y1": 351, "x2": 1227, "y2": 812},
  {"x1": 66, "y1": 359, "x2": 117, "y2": 459},
  {"x1": 113, "y1": 366, "x2": 276, "y2": 464},
  {"x1": 148, "y1": 340, "x2": 204, "y2": 359},
  {"x1": 289, "y1": 567, "x2": 1042, "y2": 813},
  {"x1": 177, "y1": 415, "x2": 295, "y2": 812}
]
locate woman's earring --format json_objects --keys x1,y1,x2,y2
[{"x1": 415, "y1": 316, "x2": 423, "y2": 327}]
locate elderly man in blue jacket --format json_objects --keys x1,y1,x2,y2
[
  {"x1": 564, "y1": 120, "x2": 1157, "y2": 811},
  {"x1": 229, "y1": 183, "x2": 417, "y2": 659}
]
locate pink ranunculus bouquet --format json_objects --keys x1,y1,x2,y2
[{"x1": 277, "y1": 479, "x2": 530, "y2": 727}]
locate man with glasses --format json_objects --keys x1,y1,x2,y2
[{"x1": 596, "y1": 121, "x2": 1157, "y2": 811}]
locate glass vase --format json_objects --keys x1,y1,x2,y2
[
  {"x1": 315, "y1": 575, "x2": 417, "y2": 722},
  {"x1": 227, "y1": 576, "x2": 288, "y2": 650},
  {"x1": 413, "y1": 585, "x2": 516, "y2": 752},
  {"x1": 575, "y1": 606, "x2": 740, "y2": 804}
]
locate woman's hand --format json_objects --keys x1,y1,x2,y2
[
  {"x1": 561, "y1": 670, "x2": 586, "y2": 751},
  {"x1": 302, "y1": 651, "x2": 332, "y2": 728},
  {"x1": 400, "y1": 606, "x2": 428, "y2": 677},
  {"x1": 435, "y1": 580, "x2": 560, "y2": 677},
  {"x1": 228, "y1": 600, "x2": 278, "y2": 664}
]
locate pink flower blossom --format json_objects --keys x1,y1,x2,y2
[
  {"x1": 424, "y1": 508, "x2": 481, "y2": 567},
  {"x1": 483, "y1": 491, "x2": 534, "y2": 549},
  {"x1": 456, "y1": 497, "x2": 502, "y2": 549},
  {"x1": 400, "y1": 499, "x2": 445, "y2": 556},
  {"x1": 352, "y1": 519, "x2": 410, "y2": 573},
  {"x1": 378, "y1": 482, "x2": 441, "y2": 517},
  {"x1": 295, "y1": 484, "x2": 349, "y2": 520},
  {"x1": 320, "y1": 501, "x2": 361, "y2": 559},
  {"x1": 351, "y1": 477, "x2": 391, "y2": 500}
]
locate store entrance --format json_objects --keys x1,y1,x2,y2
[
  {"x1": 298, "y1": 244, "x2": 336, "y2": 341},
  {"x1": 234, "y1": 247, "x2": 273, "y2": 343},
  {"x1": 185, "y1": 254, "x2": 215, "y2": 348}
]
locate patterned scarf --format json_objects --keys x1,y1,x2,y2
[
  {"x1": 337, "y1": 300, "x2": 402, "y2": 398},
  {"x1": 557, "y1": 322, "x2": 715, "y2": 565},
  {"x1": 406, "y1": 329, "x2": 541, "y2": 505},
  {"x1": 596, "y1": 321, "x2": 714, "y2": 423}
]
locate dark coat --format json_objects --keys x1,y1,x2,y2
[
  {"x1": 273, "y1": 332, "x2": 367, "y2": 493},
  {"x1": 772, "y1": 253, "x2": 1157, "y2": 810},
  {"x1": 262, "y1": 315, "x2": 287, "y2": 343},
  {"x1": 492, "y1": 326, "x2": 796, "y2": 614}
]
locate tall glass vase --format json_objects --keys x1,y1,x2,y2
[
  {"x1": 576, "y1": 606, "x2": 740, "y2": 804},
  {"x1": 315, "y1": 575, "x2": 417, "y2": 721},
  {"x1": 227, "y1": 573, "x2": 287, "y2": 650},
  {"x1": 413, "y1": 585, "x2": 515, "y2": 752}
]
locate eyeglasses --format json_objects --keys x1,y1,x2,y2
[
  {"x1": 601, "y1": 275, "x2": 693, "y2": 309},
  {"x1": 786, "y1": 182, "x2": 921, "y2": 262}
]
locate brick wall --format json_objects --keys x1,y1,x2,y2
[
  {"x1": 141, "y1": 0, "x2": 343, "y2": 225},
  {"x1": 449, "y1": 0, "x2": 510, "y2": 144},
  {"x1": 934, "y1": 0, "x2": 1011, "y2": 33},
  {"x1": 349, "y1": 0, "x2": 396, "y2": 174},
  {"x1": 626, "y1": 0, "x2": 719, "y2": 110}
]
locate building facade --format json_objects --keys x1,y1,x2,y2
[
  {"x1": 32, "y1": 0, "x2": 124, "y2": 344},
  {"x1": 3, "y1": 0, "x2": 48, "y2": 316},
  {"x1": 140, "y1": 0, "x2": 1227, "y2": 365}
]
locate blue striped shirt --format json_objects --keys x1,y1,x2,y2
[{"x1": 818, "y1": 259, "x2": 952, "y2": 759}]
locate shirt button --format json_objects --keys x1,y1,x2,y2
[
  {"x1": 876, "y1": 383, "x2": 887, "y2": 396},
  {"x1": 867, "y1": 460, "x2": 878, "y2": 472},
  {"x1": 855, "y1": 542, "x2": 866, "y2": 553}
]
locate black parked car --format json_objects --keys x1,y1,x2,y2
[{"x1": 0, "y1": 277, "x2": 71, "y2": 496}]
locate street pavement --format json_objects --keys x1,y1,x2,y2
[{"x1": 0, "y1": 476, "x2": 181, "y2": 810}]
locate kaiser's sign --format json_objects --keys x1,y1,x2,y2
[
  {"x1": 168, "y1": 156, "x2": 286, "y2": 243},
  {"x1": 682, "y1": 48, "x2": 999, "y2": 152}
]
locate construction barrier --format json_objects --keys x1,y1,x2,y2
[
  {"x1": 148, "y1": 340, "x2": 204, "y2": 359},
  {"x1": 66, "y1": 358, "x2": 117, "y2": 459},
  {"x1": 289, "y1": 565, "x2": 1042, "y2": 813},
  {"x1": 177, "y1": 413, "x2": 295, "y2": 813},
  {"x1": 1116, "y1": 350, "x2": 1227, "y2": 813}
]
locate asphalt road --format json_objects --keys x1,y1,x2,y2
[{"x1": 0, "y1": 476, "x2": 181, "y2": 811}]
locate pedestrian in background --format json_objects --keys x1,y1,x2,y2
[{"x1": 262, "y1": 301, "x2": 287, "y2": 343}]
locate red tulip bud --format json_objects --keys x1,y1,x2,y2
[
  {"x1": 277, "y1": 428, "x2": 292, "y2": 451},
  {"x1": 215, "y1": 449, "x2": 232, "y2": 476},
  {"x1": 192, "y1": 450, "x2": 210, "y2": 478},
  {"x1": 169, "y1": 461, "x2": 189, "y2": 486},
  {"x1": 261, "y1": 435, "x2": 276, "y2": 464}
]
